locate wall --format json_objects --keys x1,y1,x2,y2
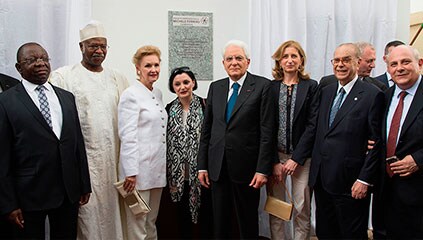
[
  {"x1": 92, "y1": 0, "x2": 411, "y2": 103},
  {"x1": 92, "y1": 0, "x2": 249, "y2": 104}
]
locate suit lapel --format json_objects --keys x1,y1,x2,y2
[
  {"x1": 217, "y1": 78, "x2": 230, "y2": 122},
  {"x1": 16, "y1": 83, "x2": 56, "y2": 136},
  {"x1": 229, "y1": 73, "x2": 255, "y2": 120},
  {"x1": 0, "y1": 79, "x2": 5, "y2": 90},
  {"x1": 328, "y1": 80, "x2": 363, "y2": 131},
  {"x1": 293, "y1": 79, "x2": 307, "y2": 123},
  {"x1": 399, "y1": 80, "x2": 423, "y2": 139},
  {"x1": 52, "y1": 86, "x2": 67, "y2": 140},
  {"x1": 383, "y1": 87, "x2": 395, "y2": 141}
]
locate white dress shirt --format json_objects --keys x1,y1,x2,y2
[
  {"x1": 22, "y1": 79, "x2": 63, "y2": 138},
  {"x1": 386, "y1": 76, "x2": 421, "y2": 144},
  {"x1": 227, "y1": 73, "x2": 247, "y2": 101}
]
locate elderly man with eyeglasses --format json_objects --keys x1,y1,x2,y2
[
  {"x1": 50, "y1": 20, "x2": 129, "y2": 240},
  {"x1": 289, "y1": 43, "x2": 384, "y2": 239},
  {"x1": 0, "y1": 42, "x2": 91, "y2": 239},
  {"x1": 319, "y1": 42, "x2": 387, "y2": 91}
]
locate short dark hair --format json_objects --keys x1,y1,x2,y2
[
  {"x1": 16, "y1": 42, "x2": 42, "y2": 62},
  {"x1": 384, "y1": 40, "x2": 405, "y2": 55},
  {"x1": 168, "y1": 66, "x2": 198, "y2": 93}
]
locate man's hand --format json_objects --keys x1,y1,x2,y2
[
  {"x1": 351, "y1": 181, "x2": 368, "y2": 199},
  {"x1": 272, "y1": 163, "x2": 284, "y2": 182},
  {"x1": 282, "y1": 159, "x2": 298, "y2": 176},
  {"x1": 390, "y1": 155, "x2": 419, "y2": 177},
  {"x1": 249, "y1": 173, "x2": 267, "y2": 188},
  {"x1": 198, "y1": 172, "x2": 210, "y2": 188},
  {"x1": 8, "y1": 209, "x2": 24, "y2": 229},
  {"x1": 79, "y1": 193, "x2": 91, "y2": 206},
  {"x1": 367, "y1": 140, "x2": 375, "y2": 150},
  {"x1": 123, "y1": 176, "x2": 137, "y2": 192}
]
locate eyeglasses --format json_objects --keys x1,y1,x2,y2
[
  {"x1": 331, "y1": 57, "x2": 353, "y2": 65},
  {"x1": 224, "y1": 55, "x2": 245, "y2": 62},
  {"x1": 171, "y1": 66, "x2": 191, "y2": 75},
  {"x1": 86, "y1": 45, "x2": 109, "y2": 51},
  {"x1": 19, "y1": 57, "x2": 51, "y2": 65}
]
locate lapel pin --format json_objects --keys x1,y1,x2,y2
[
  {"x1": 246, "y1": 89, "x2": 252, "y2": 92},
  {"x1": 354, "y1": 97, "x2": 358, "y2": 101}
]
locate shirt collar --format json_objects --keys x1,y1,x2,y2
[
  {"x1": 393, "y1": 75, "x2": 421, "y2": 98},
  {"x1": 337, "y1": 75, "x2": 358, "y2": 95},
  {"x1": 22, "y1": 79, "x2": 53, "y2": 93},
  {"x1": 229, "y1": 72, "x2": 247, "y2": 88}
]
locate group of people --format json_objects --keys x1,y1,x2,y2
[{"x1": 0, "y1": 18, "x2": 422, "y2": 240}]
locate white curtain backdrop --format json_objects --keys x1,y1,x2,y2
[
  {"x1": 250, "y1": 0, "x2": 399, "y2": 238},
  {"x1": 249, "y1": 0, "x2": 399, "y2": 81},
  {"x1": 0, "y1": 0, "x2": 91, "y2": 79}
]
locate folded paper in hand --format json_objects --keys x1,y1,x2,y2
[{"x1": 114, "y1": 180, "x2": 151, "y2": 216}]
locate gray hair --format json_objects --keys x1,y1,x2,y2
[
  {"x1": 222, "y1": 40, "x2": 250, "y2": 59},
  {"x1": 355, "y1": 42, "x2": 375, "y2": 57},
  {"x1": 336, "y1": 43, "x2": 360, "y2": 59}
]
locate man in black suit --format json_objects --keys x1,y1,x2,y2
[
  {"x1": 374, "y1": 40, "x2": 405, "y2": 88},
  {"x1": 381, "y1": 45, "x2": 423, "y2": 239},
  {"x1": 0, "y1": 42, "x2": 91, "y2": 239},
  {"x1": 371, "y1": 40, "x2": 404, "y2": 240},
  {"x1": 291, "y1": 43, "x2": 384, "y2": 239},
  {"x1": 0, "y1": 73, "x2": 19, "y2": 239},
  {"x1": 319, "y1": 42, "x2": 387, "y2": 91},
  {"x1": 198, "y1": 40, "x2": 276, "y2": 239},
  {"x1": 0, "y1": 73, "x2": 20, "y2": 92}
]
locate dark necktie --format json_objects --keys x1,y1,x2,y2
[
  {"x1": 386, "y1": 91, "x2": 407, "y2": 177},
  {"x1": 35, "y1": 85, "x2": 53, "y2": 128},
  {"x1": 329, "y1": 87, "x2": 345, "y2": 127},
  {"x1": 226, "y1": 82, "x2": 240, "y2": 123}
]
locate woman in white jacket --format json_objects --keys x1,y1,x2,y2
[{"x1": 118, "y1": 45, "x2": 167, "y2": 240}]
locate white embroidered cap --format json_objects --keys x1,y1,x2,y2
[{"x1": 79, "y1": 20, "x2": 107, "y2": 42}]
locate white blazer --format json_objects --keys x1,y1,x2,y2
[{"x1": 118, "y1": 81, "x2": 167, "y2": 190}]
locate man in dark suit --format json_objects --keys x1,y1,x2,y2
[
  {"x1": 291, "y1": 43, "x2": 384, "y2": 239},
  {"x1": 371, "y1": 40, "x2": 405, "y2": 240},
  {"x1": 374, "y1": 40, "x2": 405, "y2": 88},
  {"x1": 198, "y1": 40, "x2": 276, "y2": 239},
  {"x1": 0, "y1": 73, "x2": 20, "y2": 239},
  {"x1": 319, "y1": 42, "x2": 387, "y2": 91},
  {"x1": 381, "y1": 45, "x2": 423, "y2": 239},
  {"x1": 0, "y1": 73, "x2": 20, "y2": 92},
  {"x1": 0, "y1": 42, "x2": 91, "y2": 239}
]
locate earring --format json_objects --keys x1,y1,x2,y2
[{"x1": 137, "y1": 71, "x2": 140, "y2": 75}]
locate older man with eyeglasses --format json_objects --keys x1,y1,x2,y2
[
  {"x1": 319, "y1": 42, "x2": 387, "y2": 91},
  {"x1": 50, "y1": 20, "x2": 129, "y2": 240},
  {"x1": 289, "y1": 43, "x2": 384, "y2": 239}
]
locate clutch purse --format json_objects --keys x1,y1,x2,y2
[
  {"x1": 264, "y1": 181, "x2": 293, "y2": 221},
  {"x1": 114, "y1": 180, "x2": 151, "y2": 216}
]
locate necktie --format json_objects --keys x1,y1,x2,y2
[
  {"x1": 226, "y1": 82, "x2": 240, "y2": 123},
  {"x1": 386, "y1": 91, "x2": 407, "y2": 177},
  {"x1": 35, "y1": 85, "x2": 53, "y2": 128},
  {"x1": 329, "y1": 87, "x2": 345, "y2": 127}
]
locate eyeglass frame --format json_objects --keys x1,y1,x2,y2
[
  {"x1": 19, "y1": 57, "x2": 51, "y2": 65},
  {"x1": 86, "y1": 44, "x2": 109, "y2": 51},
  {"x1": 330, "y1": 56, "x2": 355, "y2": 66}
]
